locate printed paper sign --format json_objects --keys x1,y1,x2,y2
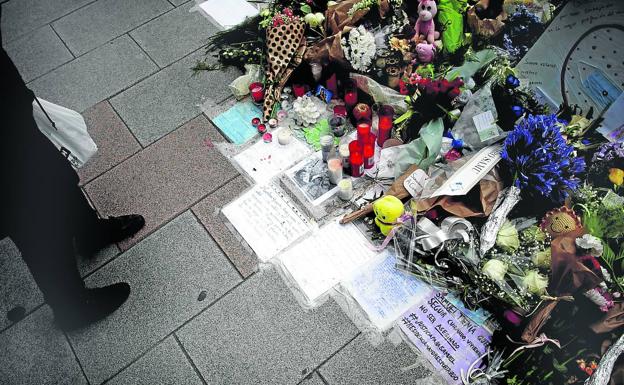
[
  {"x1": 472, "y1": 111, "x2": 500, "y2": 142},
  {"x1": 399, "y1": 292, "x2": 492, "y2": 385},
  {"x1": 430, "y1": 144, "x2": 502, "y2": 198}
]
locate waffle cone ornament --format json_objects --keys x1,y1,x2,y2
[{"x1": 263, "y1": 19, "x2": 307, "y2": 121}]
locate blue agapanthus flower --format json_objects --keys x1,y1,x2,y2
[{"x1": 501, "y1": 114, "x2": 586, "y2": 203}]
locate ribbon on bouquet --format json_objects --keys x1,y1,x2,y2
[
  {"x1": 373, "y1": 215, "x2": 474, "y2": 252},
  {"x1": 507, "y1": 333, "x2": 561, "y2": 358}
]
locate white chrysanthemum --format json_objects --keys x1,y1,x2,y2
[{"x1": 341, "y1": 25, "x2": 376, "y2": 72}]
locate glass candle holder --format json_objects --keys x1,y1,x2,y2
[
  {"x1": 338, "y1": 178, "x2": 353, "y2": 200},
  {"x1": 343, "y1": 80, "x2": 358, "y2": 109},
  {"x1": 249, "y1": 82, "x2": 265, "y2": 104},
  {"x1": 350, "y1": 151, "x2": 364, "y2": 177},
  {"x1": 327, "y1": 156, "x2": 343, "y2": 184},
  {"x1": 377, "y1": 105, "x2": 394, "y2": 147},
  {"x1": 330, "y1": 116, "x2": 346, "y2": 137},
  {"x1": 320, "y1": 134, "x2": 335, "y2": 162},
  {"x1": 357, "y1": 121, "x2": 371, "y2": 146}
]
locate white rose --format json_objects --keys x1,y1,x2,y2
[
  {"x1": 575, "y1": 234, "x2": 603, "y2": 256},
  {"x1": 482, "y1": 259, "x2": 508, "y2": 282},
  {"x1": 522, "y1": 270, "x2": 549, "y2": 295}
]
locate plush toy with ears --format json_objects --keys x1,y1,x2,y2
[{"x1": 413, "y1": 0, "x2": 440, "y2": 44}]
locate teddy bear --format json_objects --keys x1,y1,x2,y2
[
  {"x1": 413, "y1": 0, "x2": 440, "y2": 44},
  {"x1": 416, "y1": 42, "x2": 436, "y2": 63}
]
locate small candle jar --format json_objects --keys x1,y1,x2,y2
[
  {"x1": 338, "y1": 178, "x2": 354, "y2": 200},
  {"x1": 377, "y1": 105, "x2": 394, "y2": 147},
  {"x1": 349, "y1": 151, "x2": 364, "y2": 177},
  {"x1": 249, "y1": 82, "x2": 265, "y2": 104},
  {"x1": 356, "y1": 122, "x2": 371, "y2": 146},
  {"x1": 268, "y1": 118, "x2": 278, "y2": 128},
  {"x1": 319, "y1": 134, "x2": 335, "y2": 162},
  {"x1": 327, "y1": 157, "x2": 343, "y2": 184},
  {"x1": 257, "y1": 123, "x2": 267, "y2": 134},
  {"x1": 251, "y1": 117, "x2": 261, "y2": 127},
  {"x1": 343, "y1": 80, "x2": 358, "y2": 109},
  {"x1": 277, "y1": 128, "x2": 292, "y2": 145},
  {"x1": 262, "y1": 132, "x2": 273, "y2": 143},
  {"x1": 353, "y1": 103, "x2": 372, "y2": 122},
  {"x1": 277, "y1": 110, "x2": 288, "y2": 121},
  {"x1": 293, "y1": 84, "x2": 308, "y2": 98},
  {"x1": 363, "y1": 144, "x2": 375, "y2": 169},
  {"x1": 330, "y1": 116, "x2": 346, "y2": 137}
]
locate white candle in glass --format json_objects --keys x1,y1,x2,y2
[
  {"x1": 337, "y1": 178, "x2": 353, "y2": 200},
  {"x1": 327, "y1": 157, "x2": 343, "y2": 184}
]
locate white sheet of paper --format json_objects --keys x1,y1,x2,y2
[
  {"x1": 278, "y1": 221, "x2": 380, "y2": 304},
  {"x1": 597, "y1": 92, "x2": 624, "y2": 142},
  {"x1": 222, "y1": 183, "x2": 313, "y2": 262},
  {"x1": 430, "y1": 144, "x2": 502, "y2": 198},
  {"x1": 515, "y1": 0, "x2": 624, "y2": 113},
  {"x1": 234, "y1": 128, "x2": 312, "y2": 184},
  {"x1": 198, "y1": 0, "x2": 259, "y2": 29},
  {"x1": 341, "y1": 251, "x2": 432, "y2": 331},
  {"x1": 403, "y1": 169, "x2": 429, "y2": 198},
  {"x1": 472, "y1": 110, "x2": 499, "y2": 142}
]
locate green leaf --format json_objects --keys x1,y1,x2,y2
[
  {"x1": 301, "y1": 4, "x2": 312, "y2": 14},
  {"x1": 552, "y1": 358, "x2": 568, "y2": 374}
]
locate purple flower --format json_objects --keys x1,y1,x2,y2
[{"x1": 502, "y1": 115, "x2": 586, "y2": 203}]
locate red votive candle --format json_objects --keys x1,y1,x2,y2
[
  {"x1": 377, "y1": 105, "x2": 394, "y2": 147},
  {"x1": 363, "y1": 144, "x2": 375, "y2": 169},
  {"x1": 344, "y1": 80, "x2": 358, "y2": 109},
  {"x1": 333, "y1": 104, "x2": 347, "y2": 117},
  {"x1": 357, "y1": 122, "x2": 371, "y2": 145},
  {"x1": 249, "y1": 82, "x2": 264, "y2": 104},
  {"x1": 350, "y1": 151, "x2": 364, "y2": 177}
]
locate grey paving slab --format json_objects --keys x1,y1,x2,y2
[
  {"x1": 192, "y1": 175, "x2": 258, "y2": 278},
  {"x1": 85, "y1": 115, "x2": 238, "y2": 251},
  {"x1": 301, "y1": 372, "x2": 326, "y2": 385},
  {"x1": 2, "y1": 25, "x2": 73, "y2": 82},
  {"x1": 106, "y1": 336, "x2": 203, "y2": 385},
  {"x1": 110, "y1": 50, "x2": 239, "y2": 146},
  {"x1": 67, "y1": 211, "x2": 242, "y2": 384},
  {"x1": 79, "y1": 101, "x2": 142, "y2": 185},
  {"x1": 0, "y1": 238, "x2": 43, "y2": 331},
  {"x1": 130, "y1": 2, "x2": 217, "y2": 67},
  {"x1": 52, "y1": 0, "x2": 172, "y2": 56},
  {"x1": 0, "y1": 306, "x2": 87, "y2": 385},
  {"x1": 77, "y1": 243, "x2": 120, "y2": 278},
  {"x1": 319, "y1": 335, "x2": 441, "y2": 385},
  {"x1": 28, "y1": 35, "x2": 158, "y2": 113},
  {"x1": 0, "y1": 0, "x2": 93, "y2": 42},
  {"x1": 177, "y1": 268, "x2": 359, "y2": 385},
  {"x1": 169, "y1": 0, "x2": 189, "y2": 7}
]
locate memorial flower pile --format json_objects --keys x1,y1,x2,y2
[{"x1": 195, "y1": 1, "x2": 624, "y2": 384}]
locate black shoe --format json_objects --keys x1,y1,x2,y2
[
  {"x1": 55, "y1": 282, "x2": 130, "y2": 331},
  {"x1": 77, "y1": 214, "x2": 145, "y2": 257}
]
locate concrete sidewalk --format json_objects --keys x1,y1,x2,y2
[{"x1": 0, "y1": 1, "x2": 437, "y2": 383}]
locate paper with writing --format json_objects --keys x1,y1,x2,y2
[
  {"x1": 212, "y1": 101, "x2": 261, "y2": 145},
  {"x1": 222, "y1": 183, "x2": 313, "y2": 262},
  {"x1": 399, "y1": 291, "x2": 492, "y2": 385},
  {"x1": 234, "y1": 127, "x2": 312, "y2": 184},
  {"x1": 429, "y1": 144, "x2": 502, "y2": 198},
  {"x1": 597, "y1": 92, "x2": 624, "y2": 142},
  {"x1": 278, "y1": 221, "x2": 380, "y2": 305},
  {"x1": 472, "y1": 110, "x2": 500, "y2": 142},
  {"x1": 403, "y1": 169, "x2": 430, "y2": 198},
  {"x1": 515, "y1": 0, "x2": 624, "y2": 113},
  {"x1": 341, "y1": 251, "x2": 432, "y2": 331}
]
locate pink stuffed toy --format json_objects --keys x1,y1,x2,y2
[
  {"x1": 413, "y1": 0, "x2": 440, "y2": 44},
  {"x1": 416, "y1": 42, "x2": 436, "y2": 63}
]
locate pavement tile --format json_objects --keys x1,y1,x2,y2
[
  {"x1": 169, "y1": 0, "x2": 189, "y2": 6},
  {"x1": 67, "y1": 211, "x2": 242, "y2": 384},
  {"x1": 177, "y1": 268, "x2": 359, "y2": 385},
  {"x1": 77, "y1": 243, "x2": 120, "y2": 278},
  {"x1": 106, "y1": 336, "x2": 203, "y2": 385},
  {"x1": 109, "y1": 50, "x2": 239, "y2": 146},
  {"x1": 84, "y1": 115, "x2": 238, "y2": 251},
  {"x1": 0, "y1": 238, "x2": 43, "y2": 331},
  {"x1": 0, "y1": 0, "x2": 92, "y2": 42},
  {"x1": 130, "y1": 2, "x2": 217, "y2": 67},
  {"x1": 0, "y1": 306, "x2": 87, "y2": 385},
  {"x1": 192, "y1": 175, "x2": 257, "y2": 278},
  {"x1": 319, "y1": 335, "x2": 441, "y2": 385},
  {"x1": 2, "y1": 25, "x2": 73, "y2": 82},
  {"x1": 52, "y1": 0, "x2": 172, "y2": 56},
  {"x1": 302, "y1": 372, "x2": 326, "y2": 385},
  {"x1": 28, "y1": 35, "x2": 157, "y2": 113},
  {"x1": 79, "y1": 101, "x2": 142, "y2": 185}
]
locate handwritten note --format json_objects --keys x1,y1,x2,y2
[
  {"x1": 399, "y1": 292, "x2": 492, "y2": 385},
  {"x1": 341, "y1": 251, "x2": 432, "y2": 331},
  {"x1": 234, "y1": 127, "x2": 312, "y2": 184},
  {"x1": 515, "y1": 0, "x2": 624, "y2": 113},
  {"x1": 278, "y1": 221, "x2": 380, "y2": 305},
  {"x1": 222, "y1": 183, "x2": 313, "y2": 262},
  {"x1": 403, "y1": 168, "x2": 429, "y2": 198},
  {"x1": 472, "y1": 111, "x2": 499, "y2": 142}
]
